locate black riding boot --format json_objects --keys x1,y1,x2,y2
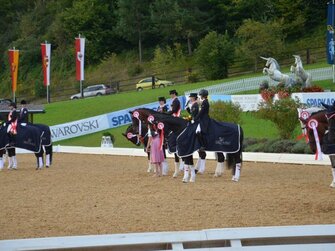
[{"x1": 196, "y1": 132, "x2": 206, "y2": 151}]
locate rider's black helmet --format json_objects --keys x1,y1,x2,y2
[{"x1": 199, "y1": 89, "x2": 208, "y2": 97}]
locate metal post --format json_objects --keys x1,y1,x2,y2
[
  {"x1": 80, "y1": 80, "x2": 83, "y2": 98},
  {"x1": 47, "y1": 85, "x2": 50, "y2": 103},
  {"x1": 333, "y1": 0, "x2": 335, "y2": 83}
]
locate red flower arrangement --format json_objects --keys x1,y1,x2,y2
[{"x1": 260, "y1": 88, "x2": 275, "y2": 102}]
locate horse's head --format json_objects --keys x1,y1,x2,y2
[
  {"x1": 122, "y1": 125, "x2": 141, "y2": 146},
  {"x1": 293, "y1": 55, "x2": 302, "y2": 66},
  {"x1": 260, "y1": 56, "x2": 280, "y2": 71}
]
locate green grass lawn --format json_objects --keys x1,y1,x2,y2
[{"x1": 34, "y1": 63, "x2": 332, "y2": 147}]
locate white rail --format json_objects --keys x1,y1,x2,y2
[
  {"x1": 0, "y1": 225, "x2": 334, "y2": 250},
  {"x1": 46, "y1": 145, "x2": 330, "y2": 166},
  {"x1": 186, "y1": 67, "x2": 333, "y2": 96}
]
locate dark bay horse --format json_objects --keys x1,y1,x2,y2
[
  {"x1": 0, "y1": 123, "x2": 52, "y2": 170},
  {"x1": 130, "y1": 108, "x2": 243, "y2": 182},
  {"x1": 298, "y1": 107, "x2": 335, "y2": 188}
]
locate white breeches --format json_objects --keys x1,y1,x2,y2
[{"x1": 196, "y1": 124, "x2": 201, "y2": 133}]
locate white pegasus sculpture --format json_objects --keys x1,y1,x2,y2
[
  {"x1": 290, "y1": 55, "x2": 312, "y2": 88},
  {"x1": 261, "y1": 56, "x2": 296, "y2": 87}
]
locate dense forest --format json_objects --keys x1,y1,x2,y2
[{"x1": 0, "y1": 0, "x2": 327, "y2": 99}]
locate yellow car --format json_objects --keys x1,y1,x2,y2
[{"x1": 136, "y1": 77, "x2": 174, "y2": 91}]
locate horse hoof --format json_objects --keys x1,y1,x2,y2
[
  {"x1": 232, "y1": 176, "x2": 239, "y2": 182},
  {"x1": 182, "y1": 178, "x2": 188, "y2": 183},
  {"x1": 330, "y1": 181, "x2": 335, "y2": 188},
  {"x1": 173, "y1": 173, "x2": 178, "y2": 178}
]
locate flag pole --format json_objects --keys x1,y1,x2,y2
[
  {"x1": 79, "y1": 34, "x2": 83, "y2": 99},
  {"x1": 13, "y1": 47, "x2": 16, "y2": 103},
  {"x1": 333, "y1": 0, "x2": 335, "y2": 83},
  {"x1": 45, "y1": 40, "x2": 50, "y2": 104}
]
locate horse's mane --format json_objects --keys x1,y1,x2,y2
[
  {"x1": 310, "y1": 109, "x2": 326, "y2": 117},
  {"x1": 270, "y1": 58, "x2": 280, "y2": 70}
]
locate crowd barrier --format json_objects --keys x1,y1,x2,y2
[
  {"x1": 49, "y1": 145, "x2": 331, "y2": 166},
  {"x1": 1, "y1": 225, "x2": 334, "y2": 250}
]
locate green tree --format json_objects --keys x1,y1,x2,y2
[
  {"x1": 151, "y1": 0, "x2": 211, "y2": 55},
  {"x1": 257, "y1": 97, "x2": 300, "y2": 139},
  {"x1": 116, "y1": 0, "x2": 153, "y2": 63},
  {"x1": 54, "y1": 0, "x2": 117, "y2": 64},
  {"x1": 195, "y1": 31, "x2": 234, "y2": 80},
  {"x1": 235, "y1": 19, "x2": 285, "y2": 71}
]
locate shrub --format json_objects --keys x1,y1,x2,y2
[
  {"x1": 257, "y1": 98, "x2": 300, "y2": 139},
  {"x1": 195, "y1": 31, "x2": 234, "y2": 80},
  {"x1": 127, "y1": 64, "x2": 143, "y2": 77},
  {"x1": 210, "y1": 100, "x2": 243, "y2": 124},
  {"x1": 186, "y1": 71, "x2": 200, "y2": 83}
]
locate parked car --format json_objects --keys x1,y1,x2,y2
[
  {"x1": 136, "y1": 77, "x2": 174, "y2": 91},
  {"x1": 70, "y1": 84, "x2": 115, "y2": 100}
]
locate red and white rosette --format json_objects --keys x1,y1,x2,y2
[
  {"x1": 307, "y1": 119, "x2": 323, "y2": 160},
  {"x1": 147, "y1": 115, "x2": 155, "y2": 124},
  {"x1": 300, "y1": 110, "x2": 310, "y2": 142},
  {"x1": 127, "y1": 132, "x2": 135, "y2": 139},
  {"x1": 133, "y1": 111, "x2": 141, "y2": 135},
  {"x1": 157, "y1": 122, "x2": 165, "y2": 150}
]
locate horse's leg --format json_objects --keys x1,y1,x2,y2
[
  {"x1": 214, "y1": 152, "x2": 225, "y2": 177},
  {"x1": 0, "y1": 149, "x2": 4, "y2": 170},
  {"x1": 329, "y1": 155, "x2": 335, "y2": 188},
  {"x1": 196, "y1": 150, "x2": 206, "y2": 174},
  {"x1": 7, "y1": 148, "x2": 17, "y2": 170},
  {"x1": 232, "y1": 128, "x2": 244, "y2": 182},
  {"x1": 173, "y1": 153, "x2": 181, "y2": 178},
  {"x1": 146, "y1": 151, "x2": 153, "y2": 173},
  {"x1": 189, "y1": 156, "x2": 196, "y2": 183},
  {"x1": 162, "y1": 146, "x2": 169, "y2": 176},
  {"x1": 35, "y1": 148, "x2": 44, "y2": 170},
  {"x1": 182, "y1": 156, "x2": 190, "y2": 183},
  {"x1": 45, "y1": 145, "x2": 52, "y2": 168}
]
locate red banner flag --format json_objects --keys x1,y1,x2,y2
[
  {"x1": 41, "y1": 43, "x2": 51, "y2": 86},
  {"x1": 75, "y1": 37, "x2": 85, "y2": 81},
  {"x1": 8, "y1": 49, "x2": 19, "y2": 93}
]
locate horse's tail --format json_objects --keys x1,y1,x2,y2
[{"x1": 226, "y1": 126, "x2": 244, "y2": 174}]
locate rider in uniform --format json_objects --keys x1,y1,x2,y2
[
  {"x1": 167, "y1": 90, "x2": 181, "y2": 117},
  {"x1": 157, "y1": 97, "x2": 168, "y2": 113},
  {"x1": 194, "y1": 89, "x2": 210, "y2": 151},
  {"x1": 18, "y1": 100, "x2": 29, "y2": 124}
]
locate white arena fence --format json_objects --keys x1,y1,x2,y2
[
  {"x1": 186, "y1": 67, "x2": 333, "y2": 96},
  {"x1": 46, "y1": 145, "x2": 331, "y2": 166},
  {"x1": 14, "y1": 146, "x2": 333, "y2": 165},
  {"x1": 0, "y1": 225, "x2": 334, "y2": 251}
]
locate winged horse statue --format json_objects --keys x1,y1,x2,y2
[
  {"x1": 290, "y1": 55, "x2": 312, "y2": 88},
  {"x1": 261, "y1": 56, "x2": 296, "y2": 87}
]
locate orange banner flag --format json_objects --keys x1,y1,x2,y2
[{"x1": 8, "y1": 49, "x2": 19, "y2": 93}]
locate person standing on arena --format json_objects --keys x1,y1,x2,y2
[
  {"x1": 194, "y1": 89, "x2": 210, "y2": 151},
  {"x1": 157, "y1": 96, "x2": 169, "y2": 175},
  {"x1": 146, "y1": 124, "x2": 164, "y2": 177},
  {"x1": 6, "y1": 102, "x2": 18, "y2": 170},
  {"x1": 166, "y1": 90, "x2": 184, "y2": 177}
]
